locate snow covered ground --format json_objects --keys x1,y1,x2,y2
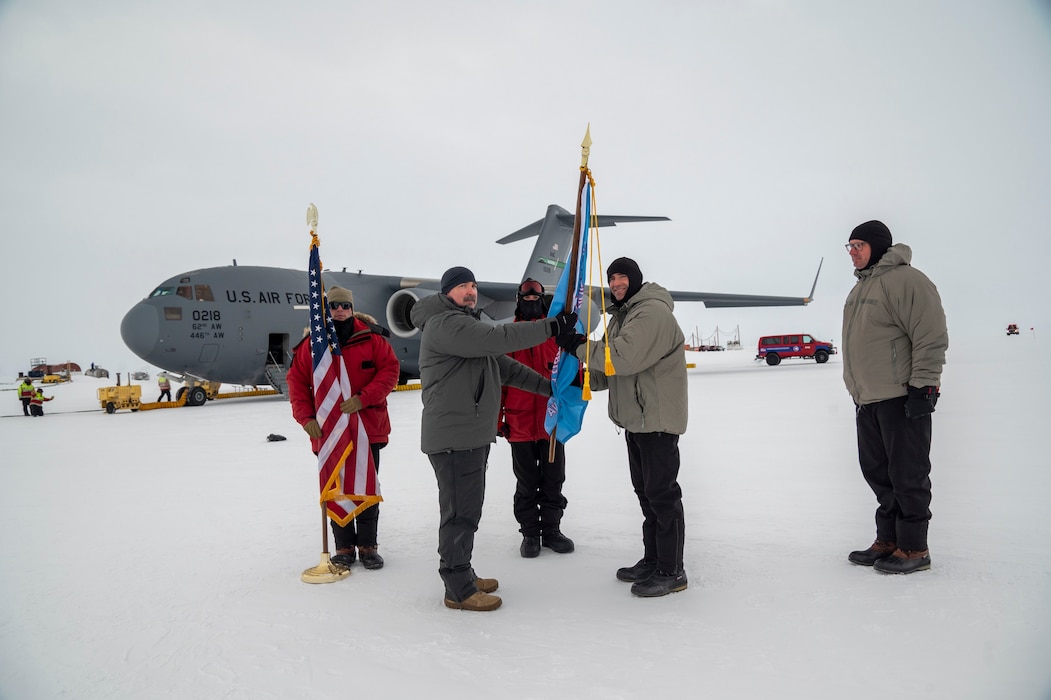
[{"x1": 1, "y1": 338, "x2": 1049, "y2": 699}]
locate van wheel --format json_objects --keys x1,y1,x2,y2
[
  {"x1": 765, "y1": 353, "x2": 781, "y2": 366},
  {"x1": 814, "y1": 350, "x2": 829, "y2": 364}
]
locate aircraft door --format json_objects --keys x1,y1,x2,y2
[{"x1": 267, "y1": 333, "x2": 290, "y2": 368}]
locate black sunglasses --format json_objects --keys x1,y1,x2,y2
[{"x1": 329, "y1": 302, "x2": 353, "y2": 310}]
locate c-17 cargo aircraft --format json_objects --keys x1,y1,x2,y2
[{"x1": 121, "y1": 204, "x2": 820, "y2": 403}]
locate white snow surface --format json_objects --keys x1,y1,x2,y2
[{"x1": 1, "y1": 339, "x2": 1049, "y2": 699}]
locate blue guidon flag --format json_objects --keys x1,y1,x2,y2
[
  {"x1": 308, "y1": 238, "x2": 381, "y2": 525},
  {"x1": 544, "y1": 182, "x2": 592, "y2": 442}
]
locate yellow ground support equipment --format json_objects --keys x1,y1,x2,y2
[{"x1": 98, "y1": 385, "x2": 143, "y2": 414}]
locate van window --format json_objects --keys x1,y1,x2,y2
[
  {"x1": 803, "y1": 335, "x2": 813, "y2": 343},
  {"x1": 762, "y1": 337, "x2": 782, "y2": 345},
  {"x1": 786, "y1": 335, "x2": 800, "y2": 344}
]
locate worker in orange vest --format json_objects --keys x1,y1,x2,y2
[{"x1": 30, "y1": 388, "x2": 53, "y2": 417}]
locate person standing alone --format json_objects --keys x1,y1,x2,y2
[
  {"x1": 498, "y1": 278, "x2": 575, "y2": 559},
  {"x1": 157, "y1": 373, "x2": 172, "y2": 402},
  {"x1": 842, "y1": 220, "x2": 948, "y2": 574}
]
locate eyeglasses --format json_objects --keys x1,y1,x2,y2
[
  {"x1": 845, "y1": 242, "x2": 867, "y2": 251},
  {"x1": 329, "y1": 302, "x2": 353, "y2": 310}
]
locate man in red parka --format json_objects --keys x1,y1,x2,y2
[
  {"x1": 498, "y1": 278, "x2": 575, "y2": 558},
  {"x1": 287, "y1": 286, "x2": 400, "y2": 570}
]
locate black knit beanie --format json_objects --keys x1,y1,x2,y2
[
  {"x1": 440, "y1": 266, "x2": 476, "y2": 294},
  {"x1": 850, "y1": 220, "x2": 893, "y2": 267}
]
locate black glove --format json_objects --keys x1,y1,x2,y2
[
  {"x1": 548, "y1": 311, "x2": 579, "y2": 338},
  {"x1": 557, "y1": 333, "x2": 586, "y2": 355},
  {"x1": 904, "y1": 385, "x2": 939, "y2": 419},
  {"x1": 497, "y1": 422, "x2": 510, "y2": 439}
]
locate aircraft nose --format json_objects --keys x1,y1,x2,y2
[{"x1": 121, "y1": 303, "x2": 160, "y2": 361}]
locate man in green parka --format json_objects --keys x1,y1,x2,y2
[
  {"x1": 842, "y1": 220, "x2": 948, "y2": 574},
  {"x1": 410, "y1": 266, "x2": 577, "y2": 612},
  {"x1": 558, "y1": 257, "x2": 689, "y2": 598}
]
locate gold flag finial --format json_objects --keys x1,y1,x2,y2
[
  {"x1": 580, "y1": 124, "x2": 592, "y2": 168},
  {"x1": 306, "y1": 203, "x2": 319, "y2": 234}
]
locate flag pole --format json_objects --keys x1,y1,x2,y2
[
  {"x1": 300, "y1": 202, "x2": 351, "y2": 584},
  {"x1": 549, "y1": 125, "x2": 592, "y2": 462}
]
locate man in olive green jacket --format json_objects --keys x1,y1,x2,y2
[
  {"x1": 842, "y1": 220, "x2": 947, "y2": 575},
  {"x1": 558, "y1": 257, "x2": 689, "y2": 598},
  {"x1": 410, "y1": 266, "x2": 576, "y2": 612}
]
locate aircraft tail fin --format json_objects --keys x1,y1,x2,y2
[{"x1": 497, "y1": 204, "x2": 669, "y2": 290}]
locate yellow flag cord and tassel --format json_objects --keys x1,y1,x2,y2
[{"x1": 580, "y1": 168, "x2": 615, "y2": 398}]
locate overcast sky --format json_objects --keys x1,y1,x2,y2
[{"x1": 1, "y1": 1, "x2": 1049, "y2": 375}]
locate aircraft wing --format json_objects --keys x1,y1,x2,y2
[
  {"x1": 672, "y1": 257, "x2": 823, "y2": 308},
  {"x1": 666, "y1": 290, "x2": 812, "y2": 308}
]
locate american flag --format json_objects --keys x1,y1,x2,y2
[{"x1": 308, "y1": 239, "x2": 381, "y2": 526}]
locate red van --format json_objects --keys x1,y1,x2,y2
[{"x1": 756, "y1": 333, "x2": 837, "y2": 366}]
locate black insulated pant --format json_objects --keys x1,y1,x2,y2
[
  {"x1": 856, "y1": 396, "x2": 933, "y2": 551},
  {"x1": 429, "y1": 446, "x2": 490, "y2": 602},
  {"x1": 510, "y1": 439, "x2": 567, "y2": 537},
  {"x1": 626, "y1": 431, "x2": 685, "y2": 575}
]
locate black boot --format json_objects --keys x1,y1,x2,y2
[
  {"x1": 541, "y1": 530, "x2": 575, "y2": 554},
  {"x1": 358, "y1": 546, "x2": 384, "y2": 570},
  {"x1": 848, "y1": 540, "x2": 897, "y2": 566},
  {"x1": 630, "y1": 570, "x2": 688, "y2": 597},
  {"x1": 520, "y1": 536, "x2": 541, "y2": 558},
  {"x1": 330, "y1": 549, "x2": 356, "y2": 568},
  {"x1": 616, "y1": 558, "x2": 657, "y2": 582}
]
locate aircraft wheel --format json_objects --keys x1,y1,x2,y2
[
  {"x1": 105, "y1": 402, "x2": 116, "y2": 414},
  {"x1": 814, "y1": 350, "x2": 829, "y2": 364},
  {"x1": 765, "y1": 353, "x2": 781, "y2": 366},
  {"x1": 176, "y1": 387, "x2": 187, "y2": 401},
  {"x1": 188, "y1": 386, "x2": 207, "y2": 406}
]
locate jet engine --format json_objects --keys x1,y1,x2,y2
[{"x1": 385, "y1": 288, "x2": 439, "y2": 338}]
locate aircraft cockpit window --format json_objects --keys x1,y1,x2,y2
[
  {"x1": 194, "y1": 285, "x2": 215, "y2": 301},
  {"x1": 150, "y1": 287, "x2": 176, "y2": 298},
  {"x1": 177, "y1": 286, "x2": 193, "y2": 300},
  {"x1": 164, "y1": 307, "x2": 182, "y2": 321}
]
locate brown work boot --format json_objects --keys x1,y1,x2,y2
[
  {"x1": 444, "y1": 591, "x2": 502, "y2": 611},
  {"x1": 874, "y1": 548, "x2": 931, "y2": 574},
  {"x1": 848, "y1": 539, "x2": 897, "y2": 566},
  {"x1": 475, "y1": 576, "x2": 499, "y2": 593}
]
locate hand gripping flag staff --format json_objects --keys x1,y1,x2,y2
[
  {"x1": 301, "y1": 203, "x2": 382, "y2": 584},
  {"x1": 545, "y1": 125, "x2": 613, "y2": 460}
]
